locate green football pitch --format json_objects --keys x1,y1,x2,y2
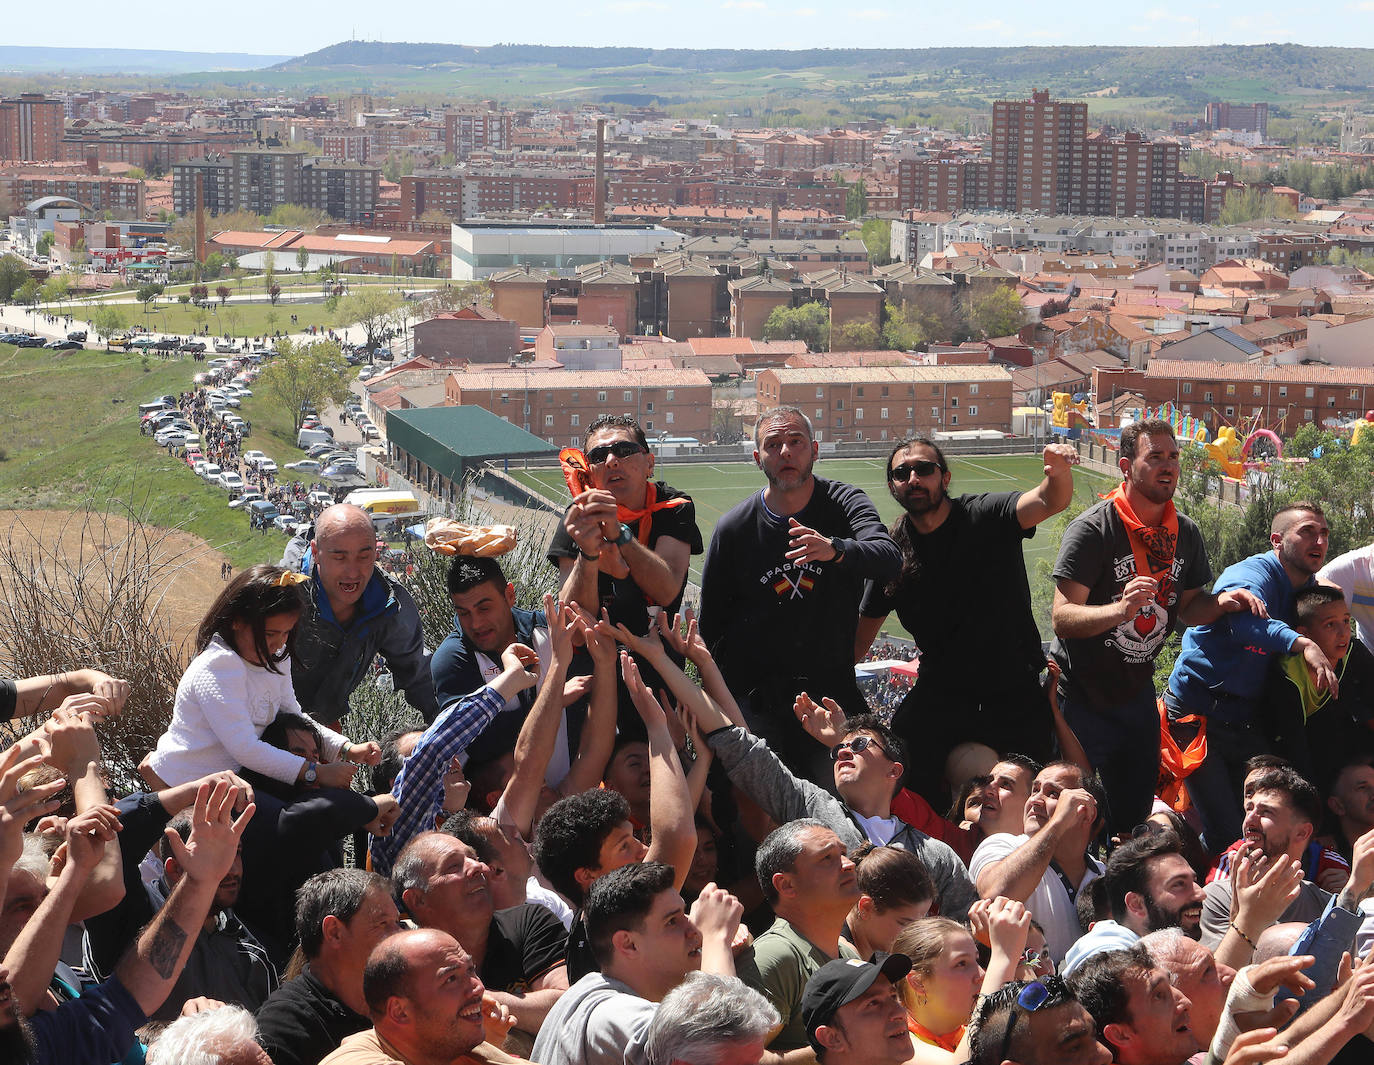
[{"x1": 508, "y1": 452, "x2": 1116, "y2": 590}]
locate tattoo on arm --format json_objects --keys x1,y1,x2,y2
[{"x1": 147, "y1": 919, "x2": 188, "y2": 980}]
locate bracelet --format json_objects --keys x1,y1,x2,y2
[
  {"x1": 579, "y1": 547, "x2": 600, "y2": 561},
  {"x1": 1229, "y1": 920, "x2": 1258, "y2": 949}
]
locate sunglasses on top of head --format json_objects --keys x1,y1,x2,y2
[
  {"x1": 889, "y1": 460, "x2": 942, "y2": 482},
  {"x1": 586, "y1": 440, "x2": 646, "y2": 465}
]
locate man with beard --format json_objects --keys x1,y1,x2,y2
[
  {"x1": 1165, "y1": 502, "x2": 1338, "y2": 849},
  {"x1": 1323, "y1": 755, "x2": 1374, "y2": 866},
  {"x1": 858, "y1": 437, "x2": 1079, "y2": 804},
  {"x1": 1068, "y1": 945, "x2": 1201, "y2": 1065},
  {"x1": 699, "y1": 407, "x2": 899, "y2": 776},
  {"x1": 1062, "y1": 832, "x2": 1208, "y2": 975},
  {"x1": 1052, "y1": 419, "x2": 1263, "y2": 836}
]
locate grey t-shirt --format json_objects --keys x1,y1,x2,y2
[
  {"x1": 530, "y1": 972, "x2": 655, "y2": 1065},
  {"x1": 1051, "y1": 498, "x2": 1211, "y2": 708}
]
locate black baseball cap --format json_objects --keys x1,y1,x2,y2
[{"x1": 802, "y1": 952, "x2": 912, "y2": 1051}]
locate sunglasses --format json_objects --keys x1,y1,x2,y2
[
  {"x1": 829, "y1": 734, "x2": 888, "y2": 761},
  {"x1": 889, "y1": 460, "x2": 942, "y2": 481},
  {"x1": 999, "y1": 980, "x2": 1056, "y2": 1064},
  {"x1": 1020, "y1": 947, "x2": 1052, "y2": 967},
  {"x1": 586, "y1": 440, "x2": 646, "y2": 465}
]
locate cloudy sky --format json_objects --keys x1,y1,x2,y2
[{"x1": 11, "y1": 0, "x2": 1371, "y2": 56}]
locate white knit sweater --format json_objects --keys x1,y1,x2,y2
[{"x1": 147, "y1": 635, "x2": 348, "y2": 786}]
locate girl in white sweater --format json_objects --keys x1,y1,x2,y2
[{"x1": 143, "y1": 564, "x2": 379, "y2": 790}]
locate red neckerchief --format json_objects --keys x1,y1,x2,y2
[{"x1": 558, "y1": 447, "x2": 686, "y2": 546}]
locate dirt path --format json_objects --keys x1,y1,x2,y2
[{"x1": 0, "y1": 509, "x2": 230, "y2": 655}]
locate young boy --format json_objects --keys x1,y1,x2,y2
[{"x1": 1259, "y1": 584, "x2": 1374, "y2": 795}]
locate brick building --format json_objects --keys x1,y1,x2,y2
[
  {"x1": 230, "y1": 148, "x2": 306, "y2": 215},
  {"x1": 990, "y1": 90, "x2": 1088, "y2": 214},
  {"x1": 0, "y1": 94, "x2": 64, "y2": 162},
  {"x1": 171, "y1": 157, "x2": 232, "y2": 217},
  {"x1": 300, "y1": 159, "x2": 380, "y2": 223},
  {"x1": 755, "y1": 365, "x2": 1014, "y2": 442},
  {"x1": 0, "y1": 170, "x2": 143, "y2": 217},
  {"x1": 461, "y1": 169, "x2": 593, "y2": 214},
  {"x1": 444, "y1": 108, "x2": 514, "y2": 159},
  {"x1": 1205, "y1": 102, "x2": 1269, "y2": 137},
  {"x1": 400, "y1": 172, "x2": 464, "y2": 222},
  {"x1": 444, "y1": 367, "x2": 712, "y2": 445},
  {"x1": 412, "y1": 306, "x2": 521, "y2": 363},
  {"x1": 1082, "y1": 131, "x2": 1180, "y2": 217},
  {"x1": 897, "y1": 156, "x2": 990, "y2": 213}
]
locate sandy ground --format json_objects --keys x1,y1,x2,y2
[{"x1": 0, "y1": 508, "x2": 229, "y2": 656}]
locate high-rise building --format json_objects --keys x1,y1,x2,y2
[
  {"x1": 989, "y1": 89, "x2": 1087, "y2": 213},
  {"x1": 172, "y1": 157, "x2": 232, "y2": 216},
  {"x1": 897, "y1": 157, "x2": 990, "y2": 213},
  {"x1": 230, "y1": 148, "x2": 306, "y2": 216},
  {"x1": 1205, "y1": 102, "x2": 1268, "y2": 137},
  {"x1": 300, "y1": 159, "x2": 379, "y2": 223},
  {"x1": 1082, "y1": 132, "x2": 1180, "y2": 218},
  {"x1": 0, "y1": 93, "x2": 65, "y2": 162},
  {"x1": 444, "y1": 108, "x2": 513, "y2": 159}
]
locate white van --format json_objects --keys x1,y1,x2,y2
[{"x1": 297, "y1": 427, "x2": 332, "y2": 448}]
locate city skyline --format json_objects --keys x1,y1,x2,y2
[{"x1": 10, "y1": 1, "x2": 1374, "y2": 60}]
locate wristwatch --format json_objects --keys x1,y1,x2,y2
[
  {"x1": 609, "y1": 522, "x2": 633, "y2": 547},
  {"x1": 303, "y1": 761, "x2": 318, "y2": 785},
  {"x1": 830, "y1": 537, "x2": 846, "y2": 563}
]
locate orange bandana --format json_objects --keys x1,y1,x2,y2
[
  {"x1": 557, "y1": 447, "x2": 687, "y2": 546},
  {"x1": 1104, "y1": 482, "x2": 1179, "y2": 604}
]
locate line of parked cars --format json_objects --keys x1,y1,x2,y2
[{"x1": 0, "y1": 331, "x2": 82, "y2": 350}]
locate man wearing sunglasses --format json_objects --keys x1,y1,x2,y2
[
  {"x1": 859, "y1": 436, "x2": 1079, "y2": 807},
  {"x1": 967, "y1": 977, "x2": 1111, "y2": 1065},
  {"x1": 549, "y1": 415, "x2": 702, "y2": 728},
  {"x1": 699, "y1": 406, "x2": 899, "y2": 777}
]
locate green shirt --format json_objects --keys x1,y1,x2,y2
[{"x1": 737, "y1": 918, "x2": 859, "y2": 1051}]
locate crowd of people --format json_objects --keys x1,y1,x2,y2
[{"x1": 7, "y1": 406, "x2": 1374, "y2": 1065}]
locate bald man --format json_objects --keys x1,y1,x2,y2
[{"x1": 292, "y1": 504, "x2": 438, "y2": 729}]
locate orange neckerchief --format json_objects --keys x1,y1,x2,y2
[
  {"x1": 1104, "y1": 482, "x2": 1179, "y2": 602},
  {"x1": 908, "y1": 1017, "x2": 964, "y2": 1053},
  {"x1": 557, "y1": 447, "x2": 687, "y2": 547}
]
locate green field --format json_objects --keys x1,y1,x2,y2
[{"x1": 509, "y1": 453, "x2": 1116, "y2": 637}]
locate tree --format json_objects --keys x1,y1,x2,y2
[
  {"x1": 39, "y1": 272, "x2": 71, "y2": 309},
  {"x1": 263, "y1": 251, "x2": 276, "y2": 296},
  {"x1": 35, "y1": 233, "x2": 54, "y2": 258},
  {"x1": 296, "y1": 246, "x2": 310, "y2": 273},
  {"x1": 834, "y1": 317, "x2": 879, "y2": 351},
  {"x1": 336, "y1": 287, "x2": 405, "y2": 355},
  {"x1": 762, "y1": 301, "x2": 830, "y2": 352},
  {"x1": 880, "y1": 299, "x2": 935, "y2": 351},
  {"x1": 266, "y1": 204, "x2": 330, "y2": 230},
  {"x1": 845, "y1": 178, "x2": 868, "y2": 220},
  {"x1": 1216, "y1": 188, "x2": 1300, "y2": 226},
  {"x1": 215, "y1": 285, "x2": 231, "y2": 306},
  {"x1": 269, "y1": 284, "x2": 282, "y2": 305},
  {"x1": 845, "y1": 218, "x2": 891, "y2": 265},
  {"x1": 0, "y1": 254, "x2": 29, "y2": 300},
  {"x1": 257, "y1": 338, "x2": 354, "y2": 430},
  {"x1": 90, "y1": 305, "x2": 127, "y2": 341},
  {"x1": 14, "y1": 278, "x2": 39, "y2": 311},
  {"x1": 127, "y1": 166, "x2": 146, "y2": 180},
  {"x1": 136, "y1": 282, "x2": 164, "y2": 315},
  {"x1": 962, "y1": 285, "x2": 1026, "y2": 340},
  {"x1": 189, "y1": 284, "x2": 209, "y2": 304}
]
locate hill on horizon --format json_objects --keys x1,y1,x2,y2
[{"x1": 0, "y1": 45, "x2": 291, "y2": 74}]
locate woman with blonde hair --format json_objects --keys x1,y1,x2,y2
[{"x1": 895, "y1": 896, "x2": 1030, "y2": 1065}]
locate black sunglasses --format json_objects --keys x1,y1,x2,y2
[
  {"x1": 829, "y1": 734, "x2": 888, "y2": 761},
  {"x1": 999, "y1": 980, "x2": 1055, "y2": 1064},
  {"x1": 586, "y1": 440, "x2": 646, "y2": 465},
  {"x1": 889, "y1": 460, "x2": 942, "y2": 481}
]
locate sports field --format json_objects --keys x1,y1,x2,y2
[{"x1": 508, "y1": 452, "x2": 1115, "y2": 588}]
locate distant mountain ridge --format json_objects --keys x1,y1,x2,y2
[{"x1": 0, "y1": 45, "x2": 291, "y2": 74}]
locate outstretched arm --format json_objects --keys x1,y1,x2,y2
[
  {"x1": 558, "y1": 608, "x2": 620, "y2": 799},
  {"x1": 9, "y1": 669, "x2": 128, "y2": 722},
  {"x1": 112, "y1": 780, "x2": 255, "y2": 1016},
  {"x1": 1015, "y1": 444, "x2": 1079, "y2": 529},
  {"x1": 622, "y1": 653, "x2": 695, "y2": 890}
]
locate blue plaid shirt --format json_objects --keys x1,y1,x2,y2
[{"x1": 370, "y1": 684, "x2": 504, "y2": 875}]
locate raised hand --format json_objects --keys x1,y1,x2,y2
[
  {"x1": 621, "y1": 651, "x2": 668, "y2": 729},
  {"x1": 164, "y1": 780, "x2": 255, "y2": 886},
  {"x1": 482, "y1": 993, "x2": 517, "y2": 1047},
  {"x1": 442, "y1": 756, "x2": 471, "y2": 815},
  {"x1": 792, "y1": 691, "x2": 848, "y2": 747},
  {"x1": 597, "y1": 610, "x2": 667, "y2": 662},
  {"x1": 689, "y1": 882, "x2": 744, "y2": 946},
  {"x1": 1231, "y1": 852, "x2": 1303, "y2": 938},
  {"x1": 348, "y1": 742, "x2": 383, "y2": 766},
  {"x1": 500, "y1": 642, "x2": 540, "y2": 691},
  {"x1": 365, "y1": 793, "x2": 401, "y2": 837},
  {"x1": 42, "y1": 700, "x2": 102, "y2": 773},
  {"x1": 785, "y1": 518, "x2": 839, "y2": 565},
  {"x1": 0, "y1": 746, "x2": 65, "y2": 871}
]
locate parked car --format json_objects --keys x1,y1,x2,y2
[
  {"x1": 361, "y1": 425, "x2": 381, "y2": 441},
  {"x1": 286, "y1": 459, "x2": 323, "y2": 474},
  {"x1": 247, "y1": 500, "x2": 280, "y2": 529},
  {"x1": 215, "y1": 341, "x2": 237, "y2": 353},
  {"x1": 307, "y1": 490, "x2": 333, "y2": 509},
  {"x1": 67, "y1": 330, "x2": 87, "y2": 342},
  {"x1": 229, "y1": 490, "x2": 264, "y2": 510},
  {"x1": 242, "y1": 450, "x2": 268, "y2": 467},
  {"x1": 193, "y1": 459, "x2": 211, "y2": 477},
  {"x1": 129, "y1": 336, "x2": 157, "y2": 350},
  {"x1": 44, "y1": 338, "x2": 81, "y2": 350},
  {"x1": 218, "y1": 471, "x2": 244, "y2": 492},
  {"x1": 13, "y1": 335, "x2": 44, "y2": 348},
  {"x1": 258, "y1": 459, "x2": 278, "y2": 475},
  {"x1": 200, "y1": 464, "x2": 222, "y2": 482},
  {"x1": 304, "y1": 443, "x2": 338, "y2": 459},
  {"x1": 272, "y1": 514, "x2": 299, "y2": 532}
]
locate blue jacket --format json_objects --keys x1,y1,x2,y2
[
  {"x1": 431, "y1": 606, "x2": 547, "y2": 714},
  {"x1": 291, "y1": 566, "x2": 438, "y2": 725},
  {"x1": 1168, "y1": 551, "x2": 1309, "y2": 719}
]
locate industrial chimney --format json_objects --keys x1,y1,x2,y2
[{"x1": 594, "y1": 118, "x2": 606, "y2": 225}]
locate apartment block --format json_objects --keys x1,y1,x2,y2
[
  {"x1": 300, "y1": 159, "x2": 380, "y2": 222},
  {"x1": 230, "y1": 148, "x2": 306, "y2": 215},
  {"x1": 444, "y1": 367, "x2": 711, "y2": 445},
  {"x1": 1082, "y1": 132, "x2": 1180, "y2": 217},
  {"x1": 0, "y1": 94, "x2": 64, "y2": 162},
  {"x1": 989, "y1": 90, "x2": 1088, "y2": 214},
  {"x1": 0, "y1": 170, "x2": 143, "y2": 217},
  {"x1": 755, "y1": 365, "x2": 1013, "y2": 442},
  {"x1": 1205, "y1": 102, "x2": 1269, "y2": 137},
  {"x1": 461, "y1": 169, "x2": 593, "y2": 215},
  {"x1": 171, "y1": 157, "x2": 232, "y2": 216},
  {"x1": 897, "y1": 157, "x2": 990, "y2": 212},
  {"x1": 445, "y1": 108, "x2": 514, "y2": 159},
  {"x1": 400, "y1": 173, "x2": 464, "y2": 222}
]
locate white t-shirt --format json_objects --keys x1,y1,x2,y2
[
  {"x1": 468, "y1": 626, "x2": 570, "y2": 785},
  {"x1": 969, "y1": 832, "x2": 1103, "y2": 964},
  {"x1": 1320, "y1": 544, "x2": 1374, "y2": 653},
  {"x1": 851, "y1": 810, "x2": 902, "y2": 847}
]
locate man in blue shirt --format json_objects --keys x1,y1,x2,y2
[{"x1": 1164, "y1": 502, "x2": 1338, "y2": 849}]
